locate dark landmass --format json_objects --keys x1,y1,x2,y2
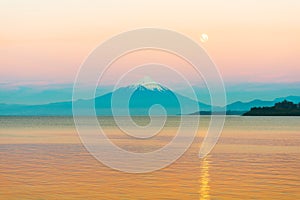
[
  {"x1": 188, "y1": 96, "x2": 300, "y2": 116},
  {"x1": 226, "y1": 96, "x2": 300, "y2": 111},
  {"x1": 243, "y1": 100, "x2": 300, "y2": 116},
  {"x1": 189, "y1": 110, "x2": 245, "y2": 115}
]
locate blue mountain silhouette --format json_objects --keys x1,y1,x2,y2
[
  {"x1": 0, "y1": 81, "x2": 299, "y2": 116},
  {"x1": 0, "y1": 82, "x2": 210, "y2": 116}
]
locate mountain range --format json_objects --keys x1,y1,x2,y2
[
  {"x1": 226, "y1": 96, "x2": 300, "y2": 111},
  {"x1": 0, "y1": 80, "x2": 299, "y2": 116}
]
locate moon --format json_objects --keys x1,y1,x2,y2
[{"x1": 200, "y1": 33, "x2": 208, "y2": 43}]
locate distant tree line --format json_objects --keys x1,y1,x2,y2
[{"x1": 243, "y1": 100, "x2": 300, "y2": 116}]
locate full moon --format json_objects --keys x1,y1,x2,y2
[{"x1": 200, "y1": 33, "x2": 208, "y2": 43}]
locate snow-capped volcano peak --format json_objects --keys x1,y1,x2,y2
[{"x1": 131, "y1": 76, "x2": 167, "y2": 92}]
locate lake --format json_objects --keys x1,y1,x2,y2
[{"x1": 0, "y1": 116, "x2": 299, "y2": 199}]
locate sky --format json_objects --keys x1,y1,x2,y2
[{"x1": 0, "y1": 0, "x2": 299, "y2": 104}]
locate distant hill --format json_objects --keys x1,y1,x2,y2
[
  {"x1": 189, "y1": 110, "x2": 244, "y2": 115},
  {"x1": 226, "y1": 96, "x2": 300, "y2": 111},
  {"x1": 243, "y1": 100, "x2": 300, "y2": 116},
  {"x1": 226, "y1": 99, "x2": 274, "y2": 111},
  {"x1": 273, "y1": 96, "x2": 300, "y2": 103},
  {"x1": 190, "y1": 96, "x2": 300, "y2": 115}
]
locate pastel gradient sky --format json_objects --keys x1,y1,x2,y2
[{"x1": 0, "y1": 0, "x2": 300, "y2": 86}]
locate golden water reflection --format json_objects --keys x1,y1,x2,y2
[
  {"x1": 1, "y1": 117, "x2": 300, "y2": 199},
  {"x1": 199, "y1": 157, "x2": 210, "y2": 200}
]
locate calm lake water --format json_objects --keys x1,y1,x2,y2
[{"x1": 0, "y1": 116, "x2": 299, "y2": 199}]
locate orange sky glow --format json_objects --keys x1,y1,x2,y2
[{"x1": 0, "y1": 0, "x2": 299, "y2": 85}]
